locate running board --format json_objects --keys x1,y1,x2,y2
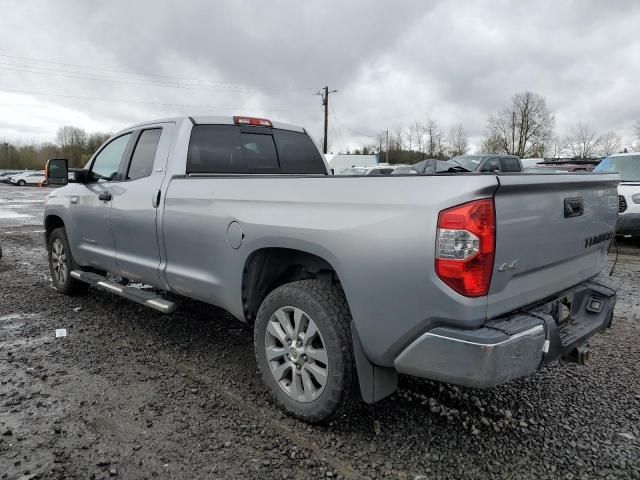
[{"x1": 70, "y1": 270, "x2": 176, "y2": 314}]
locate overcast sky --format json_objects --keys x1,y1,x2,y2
[{"x1": 0, "y1": 0, "x2": 639, "y2": 152}]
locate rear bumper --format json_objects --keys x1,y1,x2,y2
[
  {"x1": 393, "y1": 276, "x2": 616, "y2": 388},
  {"x1": 617, "y1": 213, "x2": 640, "y2": 236}
]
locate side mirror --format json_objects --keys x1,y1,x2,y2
[
  {"x1": 45, "y1": 158, "x2": 69, "y2": 185},
  {"x1": 70, "y1": 169, "x2": 90, "y2": 183}
]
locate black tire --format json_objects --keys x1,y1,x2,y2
[
  {"x1": 254, "y1": 279, "x2": 356, "y2": 423},
  {"x1": 17, "y1": 180, "x2": 26, "y2": 186},
  {"x1": 48, "y1": 228, "x2": 89, "y2": 295}
]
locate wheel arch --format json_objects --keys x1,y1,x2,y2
[
  {"x1": 241, "y1": 247, "x2": 342, "y2": 325},
  {"x1": 44, "y1": 214, "x2": 66, "y2": 244},
  {"x1": 242, "y1": 247, "x2": 399, "y2": 404}
]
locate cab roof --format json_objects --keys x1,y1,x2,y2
[{"x1": 125, "y1": 116, "x2": 305, "y2": 133}]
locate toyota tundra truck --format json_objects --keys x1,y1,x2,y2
[{"x1": 43, "y1": 116, "x2": 619, "y2": 422}]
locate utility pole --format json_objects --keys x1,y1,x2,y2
[
  {"x1": 316, "y1": 86, "x2": 337, "y2": 154},
  {"x1": 385, "y1": 130, "x2": 389, "y2": 164},
  {"x1": 511, "y1": 111, "x2": 516, "y2": 155}
]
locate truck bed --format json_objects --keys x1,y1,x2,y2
[{"x1": 159, "y1": 172, "x2": 618, "y2": 366}]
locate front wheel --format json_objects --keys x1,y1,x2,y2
[
  {"x1": 254, "y1": 279, "x2": 356, "y2": 423},
  {"x1": 48, "y1": 228, "x2": 88, "y2": 295},
  {"x1": 17, "y1": 180, "x2": 26, "y2": 186}
]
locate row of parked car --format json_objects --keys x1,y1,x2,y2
[
  {"x1": 335, "y1": 154, "x2": 599, "y2": 176},
  {"x1": 335, "y1": 153, "x2": 639, "y2": 237},
  {"x1": 0, "y1": 170, "x2": 46, "y2": 186}
]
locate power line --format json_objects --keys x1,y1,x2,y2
[
  {"x1": 0, "y1": 53, "x2": 244, "y2": 85},
  {"x1": 329, "y1": 104, "x2": 378, "y2": 138},
  {"x1": 0, "y1": 63, "x2": 262, "y2": 94},
  {"x1": 0, "y1": 87, "x2": 288, "y2": 111},
  {"x1": 0, "y1": 53, "x2": 316, "y2": 94},
  {"x1": 328, "y1": 121, "x2": 343, "y2": 154}
]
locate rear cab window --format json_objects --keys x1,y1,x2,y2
[
  {"x1": 127, "y1": 129, "x2": 162, "y2": 181},
  {"x1": 500, "y1": 157, "x2": 521, "y2": 172},
  {"x1": 187, "y1": 125, "x2": 326, "y2": 175}
]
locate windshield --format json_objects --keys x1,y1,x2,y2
[
  {"x1": 593, "y1": 155, "x2": 640, "y2": 181},
  {"x1": 449, "y1": 155, "x2": 484, "y2": 171}
]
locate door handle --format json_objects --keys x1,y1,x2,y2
[
  {"x1": 564, "y1": 197, "x2": 583, "y2": 218},
  {"x1": 98, "y1": 191, "x2": 112, "y2": 202},
  {"x1": 152, "y1": 189, "x2": 161, "y2": 208}
]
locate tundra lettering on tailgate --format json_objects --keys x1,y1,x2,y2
[{"x1": 584, "y1": 231, "x2": 614, "y2": 248}]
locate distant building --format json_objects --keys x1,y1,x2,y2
[{"x1": 325, "y1": 154, "x2": 378, "y2": 174}]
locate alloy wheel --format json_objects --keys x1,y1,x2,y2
[
  {"x1": 264, "y1": 306, "x2": 329, "y2": 403},
  {"x1": 51, "y1": 238, "x2": 68, "y2": 284}
]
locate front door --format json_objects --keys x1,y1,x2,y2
[
  {"x1": 67, "y1": 132, "x2": 133, "y2": 273},
  {"x1": 110, "y1": 124, "x2": 173, "y2": 288}
]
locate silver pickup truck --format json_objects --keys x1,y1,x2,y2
[{"x1": 44, "y1": 116, "x2": 619, "y2": 422}]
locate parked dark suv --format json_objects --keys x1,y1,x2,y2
[{"x1": 449, "y1": 154, "x2": 522, "y2": 173}]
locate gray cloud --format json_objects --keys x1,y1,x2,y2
[{"x1": 0, "y1": 0, "x2": 638, "y2": 151}]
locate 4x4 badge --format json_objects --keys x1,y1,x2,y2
[{"x1": 497, "y1": 260, "x2": 518, "y2": 272}]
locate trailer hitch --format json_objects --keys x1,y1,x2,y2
[{"x1": 565, "y1": 344, "x2": 590, "y2": 365}]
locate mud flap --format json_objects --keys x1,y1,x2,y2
[{"x1": 351, "y1": 321, "x2": 397, "y2": 404}]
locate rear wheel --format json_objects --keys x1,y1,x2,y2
[
  {"x1": 254, "y1": 279, "x2": 356, "y2": 423},
  {"x1": 48, "y1": 228, "x2": 88, "y2": 295}
]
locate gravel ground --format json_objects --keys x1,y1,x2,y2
[{"x1": 0, "y1": 184, "x2": 639, "y2": 479}]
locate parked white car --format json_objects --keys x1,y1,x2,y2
[
  {"x1": 10, "y1": 171, "x2": 45, "y2": 186},
  {"x1": 593, "y1": 152, "x2": 640, "y2": 236},
  {"x1": 338, "y1": 165, "x2": 396, "y2": 176}
]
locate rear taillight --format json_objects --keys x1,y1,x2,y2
[
  {"x1": 435, "y1": 199, "x2": 495, "y2": 297},
  {"x1": 233, "y1": 116, "x2": 273, "y2": 127}
]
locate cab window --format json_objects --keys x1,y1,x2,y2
[
  {"x1": 127, "y1": 129, "x2": 162, "y2": 181},
  {"x1": 90, "y1": 133, "x2": 132, "y2": 182},
  {"x1": 500, "y1": 157, "x2": 521, "y2": 172},
  {"x1": 481, "y1": 158, "x2": 500, "y2": 172}
]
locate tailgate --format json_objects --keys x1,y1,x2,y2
[{"x1": 487, "y1": 173, "x2": 619, "y2": 318}]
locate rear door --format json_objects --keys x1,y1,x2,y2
[
  {"x1": 110, "y1": 124, "x2": 174, "y2": 287},
  {"x1": 487, "y1": 174, "x2": 619, "y2": 318}
]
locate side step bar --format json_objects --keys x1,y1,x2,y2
[{"x1": 70, "y1": 270, "x2": 177, "y2": 314}]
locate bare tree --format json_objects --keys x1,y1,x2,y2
[
  {"x1": 423, "y1": 118, "x2": 442, "y2": 158},
  {"x1": 374, "y1": 131, "x2": 386, "y2": 155},
  {"x1": 392, "y1": 127, "x2": 403, "y2": 152},
  {"x1": 634, "y1": 120, "x2": 640, "y2": 148},
  {"x1": 57, "y1": 126, "x2": 88, "y2": 167},
  {"x1": 564, "y1": 123, "x2": 602, "y2": 158},
  {"x1": 447, "y1": 124, "x2": 468, "y2": 157},
  {"x1": 486, "y1": 91, "x2": 554, "y2": 157},
  {"x1": 86, "y1": 132, "x2": 112, "y2": 156},
  {"x1": 479, "y1": 134, "x2": 503, "y2": 154},
  {"x1": 548, "y1": 136, "x2": 568, "y2": 158},
  {"x1": 599, "y1": 131, "x2": 621, "y2": 156},
  {"x1": 410, "y1": 122, "x2": 424, "y2": 155}
]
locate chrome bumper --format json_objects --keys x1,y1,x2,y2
[{"x1": 393, "y1": 277, "x2": 616, "y2": 388}]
